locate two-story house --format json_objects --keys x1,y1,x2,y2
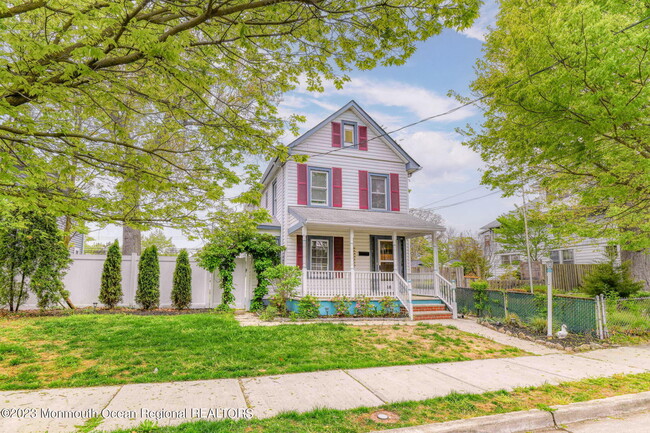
[{"x1": 257, "y1": 101, "x2": 457, "y2": 319}]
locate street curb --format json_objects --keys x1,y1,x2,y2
[{"x1": 369, "y1": 391, "x2": 650, "y2": 433}]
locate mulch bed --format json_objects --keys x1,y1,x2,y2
[
  {"x1": 0, "y1": 307, "x2": 214, "y2": 318},
  {"x1": 479, "y1": 319, "x2": 609, "y2": 350}
]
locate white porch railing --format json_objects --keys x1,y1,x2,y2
[
  {"x1": 411, "y1": 272, "x2": 457, "y2": 319},
  {"x1": 355, "y1": 271, "x2": 396, "y2": 298},
  {"x1": 394, "y1": 272, "x2": 413, "y2": 320},
  {"x1": 302, "y1": 270, "x2": 352, "y2": 298}
]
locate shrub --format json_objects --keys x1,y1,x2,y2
[
  {"x1": 136, "y1": 246, "x2": 160, "y2": 309},
  {"x1": 471, "y1": 280, "x2": 489, "y2": 317},
  {"x1": 582, "y1": 258, "x2": 643, "y2": 298},
  {"x1": 262, "y1": 264, "x2": 301, "y2": 316},
  {"x1": 99, "y1": 240, "x2": 122, "y2": 308},
  {"x1": 297, "y1": 295, "x2": 320, "y2": 319},
  {"x1": 529, "y1": 316, "x2": 547, "y2": 334},
  {"x1": 259, "y1": 305, "x2": 278, "y2": 321},
  {"x1": 171, "y1": 249, "x2": 192, "y2": 309},
  {"x1": 332, "y1": 295, "x2": 353, "y2": 316},
  {"x1": 379, "y1": 296, "x2": 399, "y2": 316},
  {"x1": 354, "y1": 296, "x2": 374, "y2": 317}
]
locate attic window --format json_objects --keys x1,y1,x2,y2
[{"x1": 343, "y1": 122, "x2": 356, "y2": 146}]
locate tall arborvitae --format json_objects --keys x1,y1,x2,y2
[
  {"x1": 171, "y1": 249, "x2": 192, "y2": 309},
  {"x1": 99, "y1": 240, "x2": 123, "y2": 308},
  {"x1": 136, "y1": 245, "x2": 160, "y2": 309}
]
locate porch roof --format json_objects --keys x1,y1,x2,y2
[{"x1": 288, "y1": 207, "x2": 444, "y2": 236}]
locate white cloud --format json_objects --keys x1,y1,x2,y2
[
  {"x1": 402, "y1": 130, "x2": 484, "y2": 186},
  {"x1": 460, "y1": 0, "x2": 499, "y2": 42}
]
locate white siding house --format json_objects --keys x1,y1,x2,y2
[{"x1": 256, "y1": 101, "x2": 456, "y2": 319}]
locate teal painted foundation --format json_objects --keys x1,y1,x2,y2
[{"x1": 285, "y1": 299, "x2": 402, "y2": 316}]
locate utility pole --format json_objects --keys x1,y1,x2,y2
[{"x1": 521, "y1": 184, "x2": 535, "y2": 294}]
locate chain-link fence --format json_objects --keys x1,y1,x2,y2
[
  {"x1": 605, "y1": 297, "x2": 650, "y2": 337},
  {"x1": 456, "y1": 287, "x2": 599, "y2": 336}
]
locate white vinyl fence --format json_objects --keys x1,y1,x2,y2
[{"x1": 15, "y1": 254, "x2": 237, "y2": 310}]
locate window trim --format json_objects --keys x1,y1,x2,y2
[
  {"x1": 271, "y1": 180, "x2": 277, "y2": 216},
  {"x1": 308, "y1": 167, "x2": 332, "y2": 207},
  {"x1": 368, "y1": 173, "x2": 390, "y2": 211},
  {"x1": 500, "y1": 254, "x2": 521, "y2": 266},
  {"x1": 307, "y1": 236, "x2": 333, "y2": 271},
  {"x1": 341, "y1": 120, "x2": 357, "y2": 147},
  {"x1": 550, "y1": 249, "x2": 574, "y2": 264}
]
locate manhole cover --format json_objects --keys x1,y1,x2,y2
[{"x1": 370, "y1": 410, "x2": 400, "y2": 423}]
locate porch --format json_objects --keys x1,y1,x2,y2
[{"x1": 287, "y1": 207, "x2": 458, "y2": 320}]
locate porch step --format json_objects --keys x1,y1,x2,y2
[
  {"x1": 413, "y1": 304, "x2": 447, "y2": 312},
  {"x1": 412, "y1": 310, "x2": 453, "y2": 320}
]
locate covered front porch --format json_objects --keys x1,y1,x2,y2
[{"x1": 287, "y1": 207, "x2": 458, "y2": 319}]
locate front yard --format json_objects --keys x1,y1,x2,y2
[{"x1": 0, "y1": 312, "x2": 524, "y2": 390}]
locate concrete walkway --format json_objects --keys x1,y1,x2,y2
[{"x1": 2, "y1": 345, "x2": 648, "y2": 433}]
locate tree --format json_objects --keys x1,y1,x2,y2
[
  {"x1": 136, "y1": 246, "x2": 160, "y2": 310},
  {"x1": 583, "y1": 254, "x2": 643, "y2": 298},
  {"x1": 448, "y1": 235, "x2": 490, "y2": 278},
  {"x1": 142, "y1": 230, "x2": 176, "y2": 256},
  {"x1": 408, "y1": 209, "x2": 449, "y2": 267},
  {"x1": 172, "y1": 249, "x2": 192, "y2": 310},
  {"x1": 0, "y1": 209, "x2": 71, "y2": 311},
  {"x1": 0, "y1": 1, "x2": 480, "y2": 231},
  {"x1": 494, "y1": 210, "x2": 558, "y2": 262},
  {"x1": 463, "y1": 1, "x2": 649, "y2": 252},
  {"x1": 99, "y1": 240, "x2": 123, "y2": 308}
]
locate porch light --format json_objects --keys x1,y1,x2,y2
[{"x1": 93, "y1": 302, "x2": 97, "y2": 310}]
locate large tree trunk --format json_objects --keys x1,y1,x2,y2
[
  {"x1": 621, "y1": 249, "x2": 650, "y2": 290},
  {"x1": 123, "y1": 225, "x2": 142, "y2": 255},
  {"x1": 60, "y1": 215, "x2": 76, "y2": 309}
]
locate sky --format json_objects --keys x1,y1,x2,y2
[{"x1": 90, "y1": 1, "x2": 522, "y2": 248}]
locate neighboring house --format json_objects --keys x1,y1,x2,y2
[
  {"x1": 479, "y1": 219, "x2": 618, "y2": 279},
  {"x1": 56, "y1": 217, "x2": 85, "y2": 254},
  {"x1": 255, "y1": 101, "x2": 455, "y2": 319}
]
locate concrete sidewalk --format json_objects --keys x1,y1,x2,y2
[{"x1": 1, "y1": 345, "x2": 648, "y2": 433}]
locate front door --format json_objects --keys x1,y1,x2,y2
[{"x1": 378, "y1": 240, "x2": 395, "y2": 272}]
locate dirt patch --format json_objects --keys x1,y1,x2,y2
[
  {"x1": 368, "y1": 410, "x2": 400, "y2": 424},
  {"x1": 481, "y1": 319, "x2": 604, "y2": 349}
]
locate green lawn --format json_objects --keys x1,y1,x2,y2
[
  {"x1": 101, "y1": 373, "x2": 650, "y2": 433},
  {"x1": 0, "y1": 313, "x2": 524, "y2": 390}
]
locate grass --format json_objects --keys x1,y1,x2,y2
[
  {"x1": 0, "y1": 312, "x2": 525, "y2": 390},
  {"x1": 102, "y1": 372, "x2": 650, "y2": 433}
]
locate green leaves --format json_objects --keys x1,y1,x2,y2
[
  {"x1": 465, "y1": 1, "x2": 650, "y2": 249},
  {"x1": 0, "y1": 0, "x2": 480, "y2": 232},
  {"x1": 99, "y1": 240, "x2": 123, "y2": 309},
  {"x1": 136, "y1": 246, "x2": 160, "y2": 310}
]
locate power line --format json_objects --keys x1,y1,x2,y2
[
  {"x1": 426, "y1": 191, "x2": 501, "y2": 211},
  {"x1": 418, "y1": 185, "x2": 485, "y2": 208}
]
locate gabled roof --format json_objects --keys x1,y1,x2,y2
[{"x1": 261, "y1": 100, "x2": 422, "y2": 184}]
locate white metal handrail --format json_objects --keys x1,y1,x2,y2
[
  {"x1": 410, "y1": 273, "x2": 436, "y2": 296},
  {"x1": 435, "y1": 271, "x2": 457, "y2": 318},
  {"x1": 394, "y1": 272, "x2": 413, "y2": 320}
]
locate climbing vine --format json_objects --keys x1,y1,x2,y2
[{"x1": 199, "y1": 218, "x2": 283, "y2": 311}]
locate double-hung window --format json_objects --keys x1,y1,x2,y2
[
  {"x1": 370, "y1": 174, "x2": 388, "y2": 210},
  {"x1": 310, "y1": 239, "x2": 330, "y2": 271},
  {"x1": 310, "y1": 168, "x2": 329, "y2": 206},
  {"x1": 550, "y1": 249, "x2": 574, "y2": 264}
]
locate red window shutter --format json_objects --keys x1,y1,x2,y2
[
  {"x1": 331, "y1": 122, "x2": 341, "y2": 147},
  {"x1": 358, "y1": 125, "x2": 368, "y2": 151},
  {"x1": 358, "y1": 170, "x2": 368, "y2": 209},
  {"x1": 297, "y1": 164, "x2": 308, "y2": 205},
  {"x1": 333, "y1": 237, "x2": 344, "y2": 271},
  {"x1": 390, "y1": 173, "x2": 400, "y2": 211},
  {"x1": 332, "y1": 167, "x2": 343, "y2": 207},
  {"x1": 296, "y1": 235, "x2": 303, "y2": 269}
]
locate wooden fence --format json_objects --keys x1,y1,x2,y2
[
  {"x1": 552, "y1": 264, "x2": 598, "y2": 292},
  {"x1": 487, "y1": 279, "x2": 545, "y2": 291}
]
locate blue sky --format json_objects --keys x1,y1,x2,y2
[{"x1": 91, "y1": 1, "x2": 521, "y2": 247}]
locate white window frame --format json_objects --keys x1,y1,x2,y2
[
  {"x1": 343, "y1": 122, "x2": 356, "y2": 147},
  {"x1": 377, "y1": 239, "x2": 395, "y2": 272},
  {"x1": 309, "y1": 168, "x2": 330, "y2": 206},
  {"x1": 550, "y1": 249, "x2": 574, "y2": 264},
  {"x1": 271, "y1": 180, "x2": 277, "y2": 216},
  {"x1": 369, "y1": 174, "x2": 389, "y2": 210},
  {"x1": 310, "y1": 239, "x2": 330, "y2": 271}
]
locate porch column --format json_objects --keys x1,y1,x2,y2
[
  {"x1": 350, "y1": 229, "x2": 355, "y2": 298},
  {"x1": 392, "y1": 231, "x2": 397, "y2": 277},
  {"x1": 301, "y1": 225, "x2": 307, "y2": 296},
  {"x1": 432, "y1": 232, "x2": 440, "y2": 296}
]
